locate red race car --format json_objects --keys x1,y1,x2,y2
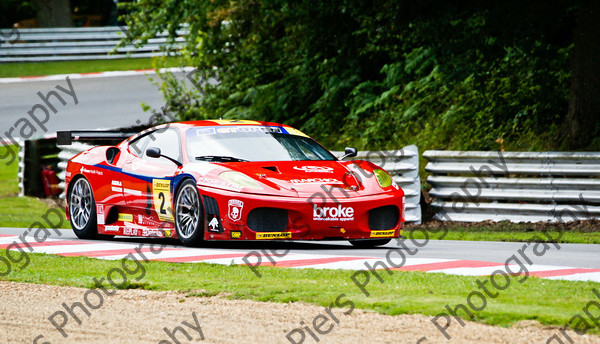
[{"x1": 60, "y1": 120, "x2": 405, "y2": 247}]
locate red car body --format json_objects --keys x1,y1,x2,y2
[{"x1": 64, "y1": 120, "x2": 404, "y2": 246}]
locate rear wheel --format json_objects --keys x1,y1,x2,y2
[
  {"x1": 349, "y1": 238, "x2": 391, "y2": 248},
  {"x1": 174, "y1": 179, "x2": 204, "y2": 246},
  {"x1": 68, "y1": 176, "x2": 98, "y2": 239}
]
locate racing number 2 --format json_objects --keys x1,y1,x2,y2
[{"x1": 152, "y1": 179, "x2": 174, "y2": 222}]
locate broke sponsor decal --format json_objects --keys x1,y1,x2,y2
[
  {"x1": 256, "y1": 232, "x2": 292, "y2": 239},
  {"x1": 370, "y1": 230, "x2": 395, "y2": 238},
  {"x1": 228, "y1": 199, "x2": 244, "y2": 221},
  {"x1": 293, "y1": 166, "x2": 334, "y2": 173},
  {"x1": 313, "y1": 205, "x2": 355, "y2": 222}
]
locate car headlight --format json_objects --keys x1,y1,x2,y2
[
  {"x1": 220, "y1": 171, "x2": 262, "y2": 190},
  {"x1": 373, "y1": 169, "x2": 392, "y2": 188}
]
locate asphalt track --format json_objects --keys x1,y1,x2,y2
[
  {"x1": 1, "y1": 227, "x2": 599, "y2": 282},
  {"x1": 0, "y1": 72, "x2": 187, "y2": 139},
  {"x1": 1, "y1": 73, "x2": 598, "y2": 281}
]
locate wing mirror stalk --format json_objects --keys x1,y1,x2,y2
[
  {"x1": 340, "y1": 147, "x2": 358, "y2": 160},
  {"x1": 146, "y1": 147, "x2": 183, "y2": 167}
]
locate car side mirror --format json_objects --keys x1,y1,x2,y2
[
  {"x1": 146, "y1": 147, "x2": 161, "y2": 158},
  {"x1": 145, "y1": 146, "x2": 183, "y2": 167},
  {"x1": 340, "y1": 147, "x2": 358, "y2": 160}
]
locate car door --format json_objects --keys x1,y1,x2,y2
[{"x1": 121, "y1": 128, "x2": 182, "y2": 223}]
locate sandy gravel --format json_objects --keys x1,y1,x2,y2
[{"x1": 0, "y1": 281, "x2": 598, "y2": 344}]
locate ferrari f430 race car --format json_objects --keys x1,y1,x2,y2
[{"x1": 61, "y1": 120, "x2": 405, "y2": 247}]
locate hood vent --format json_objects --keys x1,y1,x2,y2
[{"x1": 262, "y1": 166, "x2": 280, "y2": 173}]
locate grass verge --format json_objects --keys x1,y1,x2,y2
[
  {"x1": 1, "y1": 252, "x2": 599, "y2": 333},
  {"x1": 0, "y1": 145, "x2": 69, "y2": 228},
  {"x1": 406, "y1": 221, "x2": 600, "y2": 244},
  {"x1": 0, "y1": 57, "x2": 185, "y2": 78}
]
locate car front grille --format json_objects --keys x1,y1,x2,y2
[
  {"x1": 247, "y1": 208, "x2": 288, "y2": 232},
  {"x1": 368, "y1": 205, "x2": 399, "y2": 230}
]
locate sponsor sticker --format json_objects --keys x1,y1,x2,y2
[
  {"x1": 313, "y1": 205, "x2": 355, "y2": 222},
  {"x1": 165, "y1": 229, "x2": 171, "y2": 237},
  {"x1": 104, "y1": 225, "x2": 120, "y2": 232},
  {"x1": 96, "y1": 205, "x2": 105, "y2": 225},
  {"x1": 370, "y1": 230, "x2": 395, "y2": 238},
  {"x1": 79, "y1": 166, "x2": 103, "y2": 175},
  {"x1": 152, "y1": 179, "x2": 173, "y2": 222},
  {"x1": 142, "y1": 229, "x2": 164, "y2": 237},
  {"x1": 215, "y1": 125, "x2": 283, "y2": 134},
  {"x1": 228, "y1": 199, "x2": 244, "y2": 221},
  {"x1": 293, "y1": 166, "x2": 334, "y2": 173},
  {"x1": 290, "y1": 178, "x2": 341, "y2": 184},
  {"x1": 207, "y1": 215, "x2": 221, "y2": 232},
  {"x1": 118, "y1": 213, "x2": 133, "y2": 222},
  {"x1": 256, "y1": 232, "x2": 292, "y2": 239},
  {"x1": 123, "y1": 227, "x2": 138, "y2": 236},
  {"x1": 230, "y1": 230, "x2": 242, "y2": 239}
]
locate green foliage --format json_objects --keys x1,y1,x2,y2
[{"x1": 119, "y1": 0, "x2": 583, "y2": 151}]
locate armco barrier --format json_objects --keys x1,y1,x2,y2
[
  {"x1": 0, "y1": 27, "x2": 184, "y2": 62},
  {"x1": 424, "y1": 150, "x2": 600, "y2": 222},
  {"x1": 56, "y1": 142, "x2": 92, "y2": 196},
  {"x1": 334, "y1": 145, "x2": 421, "y2": 224}
]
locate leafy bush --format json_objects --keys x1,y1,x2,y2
[{"x1": 120, "y1": 0, "x2": 582, "y2": 152}]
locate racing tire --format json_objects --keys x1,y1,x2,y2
[
  {"x1": 68, "y1": 176, "x2": 98, "y2": 239},
  {"x1": 174, "y1": 179, "x2": 205, "y2": 246},
  {"x1": 349, "y1": 238, "x2": 391, "y2": 248}
]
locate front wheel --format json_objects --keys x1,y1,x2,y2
[
  {"x1": 174, "y1": 179, "x2": 204, "y2": 246},
  {"x1": 349, "y1": 238, "x2": 391, "y2": 248},
  {"x1": 68, "y1": 176, "x2": 98, "y2": 239}
]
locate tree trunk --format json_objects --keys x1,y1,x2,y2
[
  {"x1": 562, "y1": 1, "x2": 600, "y2": 150},
  {"x1": 34, "y1": 0, "x2": 72, "y2": 27}
]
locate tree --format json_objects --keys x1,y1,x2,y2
[
  {"x1": 120, "y1": 1, "x2": 593, "y2": 151},
  {"x1": 34, "y1": 0, "x2": 72, "y2": 27},
  {"x1": 561, "y1": 0, "x2": 600, "y2": 150}
]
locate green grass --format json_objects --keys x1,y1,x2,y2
[
  {"x1": 0, "y1": 145, "x2": 19, "y2": 198},
  {"x1": 0, "y1": 196, "x2": 69, "y2": 228},
  {"x1": 406, "y1": 221, "x2": 600, "y2": 244},
  {"x1": 2, "y1": 252, "x2": 599, "y2": 333},
  {"x1": 0, "y1": 145, "x2": 69, "y2": 228},
  {"x1": 0, "y1": 57, "x2": 185, "y2": 78}
]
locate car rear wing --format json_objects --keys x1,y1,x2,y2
[{"x1": 57, "y1": 130, "x2": 137, "y2": 145}]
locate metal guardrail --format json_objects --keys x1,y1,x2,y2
[
  {"x1": 0, "y1": 27, "x2": 184, "y2": 62},
  {"x1": 335, "y1": 145, "x2": 422, "y2": 224},
  {"x1": 57, "y1": 142, "x2": 91, "y2": 196},
  {"x1": 424, "y1": 150, "x2": 600, "y2": 222}
]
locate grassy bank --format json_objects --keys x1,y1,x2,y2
[
  {"x1": 0, "y1": 145, "x2": 68, "y2": 228},
  {"x1": 1, "y1": 252, "x2": 598, "y2": 333},
  {"x1": 0, "y1": 57, "x2": 184, "y2": 78},
  {"x1": 406, "y1": 221, "x2": 600, "y2": 244}
]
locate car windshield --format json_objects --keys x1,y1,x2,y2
[{"x1": 186, "y1": 126, "x2": 337, "y2": 162}]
